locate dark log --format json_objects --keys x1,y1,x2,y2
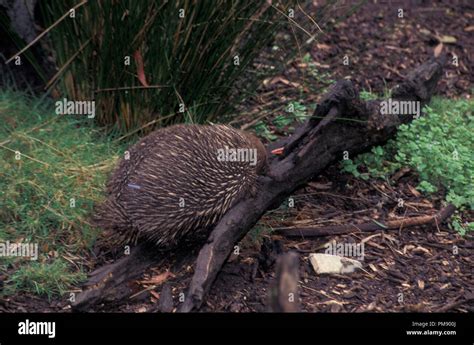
[
  {"x1": 158, "y1": 283, "x2": 174, "y2": 313},
  {"x1": 72, "y1": 243, "x2": 158, "y2": 311},
  {"x1": 268, "y1": 252, "x2": 300, "y2": 312},
  {"x1": 276, "y1": 204, "x2": 456, "y2": 238},
  {"x1": 179, "y1": 57, "x2": 445, "y2": 312}
]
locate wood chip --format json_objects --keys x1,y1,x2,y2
[
  {"x1": 150, "y1": 290, "x2": 160, "y2": 299},
  {"x1": 440, "y1": 283, "x2": 451, "y2": 290},
  {"x1": 365, "y1": 241, "x2": 385, "y2": 250},
  {"x1": 434, "y1": 43, "x2": 444, "y2": 57},
  {"x1": 438, "y1": 35, "x2": 457, "y2": 43},
  {"x1": 316, "y1": 43, "x2": 331, "y2": 51},
  {"x1": 407, "y1": 184, "x2": 421, "y2": 197},
  {"x1": 412, "y1": 246, "x2": 432, "y2": 256},
  {"x1": 263, "y1": 76, "x2": 303, "y2": 89}
]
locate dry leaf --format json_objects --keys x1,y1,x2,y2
[
  {"x1": 134, "y1": 50, "x2": 149, "y2": 87},
  {"x1": 139, "y1": 271, "x2": 174, "y2": 285}
]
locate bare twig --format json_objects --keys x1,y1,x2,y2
[{"x1": 277, "y1": 204, "x2": 456, "y2": 238}]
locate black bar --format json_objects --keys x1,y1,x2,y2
[{"x1": 0, "y1": 313, "x2": 472, "y2": 345}]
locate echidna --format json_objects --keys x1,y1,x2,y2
[{"x1": 95, "y1": 124, "x2": 268, "y2": 250}]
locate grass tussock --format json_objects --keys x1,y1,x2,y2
[
  {"x1": 0, "y1": 90, "x2": 121, "y2": 297},
  {"x1": 40, "y1": 0, "x2": 292, "y2": 135}
]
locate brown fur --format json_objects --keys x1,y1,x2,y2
[{"x1": 95, "y1": 124, "x2": 267, "y2": 250}]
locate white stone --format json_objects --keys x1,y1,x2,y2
[{"x1": 309, "y1": 253, "x2": 362, "y2": 275}]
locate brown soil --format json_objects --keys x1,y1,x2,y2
[{"x1": 309, "y1": 1, "x2": 473, "y2": 98}]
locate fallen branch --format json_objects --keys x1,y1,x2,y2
[
  {"x1": 276, "y1": 204, "x2": 456, "y2": 238},
  {"x1": 179, "y1": 57, "x2": 446, "y2": 312},
  {"x1": 268, "y1": 252, "x2": 300, "y2": 312},
  {"x1": 72, "y1": 243, "x2": 158, "y2": 311}
]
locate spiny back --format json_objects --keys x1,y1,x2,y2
[{"x1": 96, "y1": 124, "x2": 266, "y2": 250}]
